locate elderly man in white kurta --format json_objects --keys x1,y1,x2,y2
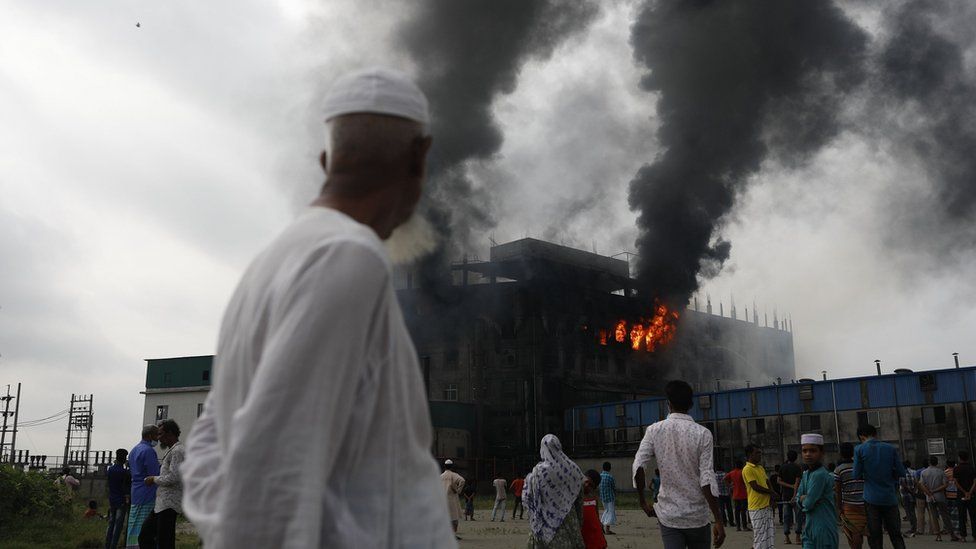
[{"x1": 181, "y1": 68, "x2": 457, "y2": 548}]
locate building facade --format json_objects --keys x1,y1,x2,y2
[
  {"x1": 141, "y1": 356, "x2": 212, "y2": 438},
  {"x1": 396, "y1": 238, "x2": 796, "y2": 459},
  {"x1": 568, "y1": 365, "x2": 976, "y2": 471}
]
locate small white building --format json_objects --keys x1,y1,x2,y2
[
  {"x1": 141, "y1": 355, "x2": 475, "y2": 460},
  {"x1": 141, "y1": 356, "x2": 211, "y2": 438}
]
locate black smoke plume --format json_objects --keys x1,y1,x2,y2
[
  {"x1": 627, "y1": 1, "x2": 867, "y2": 306},
  {"x1": 397, "y1": 0, "x2": 599, "y2": 294},
  {"x1": 876, "y1": 0, "x2": 976, "y2": 248}
]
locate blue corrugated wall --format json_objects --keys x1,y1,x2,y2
[{"x1": 567, "y1": 366, "x2": 976, "y2": 429}]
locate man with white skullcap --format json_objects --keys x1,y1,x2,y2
[
  {"x1": 797, "y1": 433, "x2": 837, "y2": 549},
  {"x1": 440, "y1": 459, "x2": 465, "y2": 539},
  {"x1": 181, "y1": 68, "x2": 458, "y2": 548}
]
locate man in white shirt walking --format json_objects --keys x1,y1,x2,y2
[
  {"x1": 634, "y1": 380, "x2": 726, "y2": 549},
  {"x1": 181, "y1": 68, "x2": 457, "y2": 548},
  {"x1": 492, "y1": 476, "x2": 508, "y2": 522}
]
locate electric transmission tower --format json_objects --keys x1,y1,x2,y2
[{"x1": 62, "y1": 394, "x2": 93, "y2": 473}]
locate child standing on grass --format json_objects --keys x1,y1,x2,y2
[
  {"x1": 463, "y1": 480, "x2": 476, "y2": 521},
  {"x1": 582, "y1": 469, "x2": 608, "y2": 549}
]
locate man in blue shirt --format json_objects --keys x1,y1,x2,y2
[
  {"x1": 126, "y1": 425, "x2": 160, "y2": 548},
  {"x1": 105, "y1": 448, "x2": 130, "y2": 549},
  {"x1": 852, "y1": 423, "x2": 906, "y2": 549}
]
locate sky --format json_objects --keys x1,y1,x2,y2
[{"x1": 1, "y1": 0, "x2": 975, "y2": 456}]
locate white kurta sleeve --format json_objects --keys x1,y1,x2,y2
[
  {"x1": 698, "y1": 429, "x2": 718, "y2": 495},
  {"x1": 206, "y1": 239, "x2": 390, "y2": 549},
  {"x1": 182, "y1": 397, "x2": 222, "y2": 540},
  {"x1": 632, "y1": 425, "x2": 655, "y2": 488}
]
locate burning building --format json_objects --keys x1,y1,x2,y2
[{"x1": 395, "y1": 238, "x2": 795, "y2": 459}]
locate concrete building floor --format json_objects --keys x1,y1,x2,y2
[{"x1": 453, "y1": 510, "x2": 973, "y2": 549}]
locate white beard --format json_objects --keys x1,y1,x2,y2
[{"x1": 384, "y1": 213, "x2": 439, "y2": 265}]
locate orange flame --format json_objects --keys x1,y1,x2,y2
[
  {"x1": 610, "y1": 303, "x2": 680, "y2": 353},
  {"x1": 614, "y1": 321, "x2": 627, "y2": 343},
  {"x1": 630, "y1": 323, "x2": 645, "y2": 350},
  {"x1": 643, "y1": 303, "x2": 680, "y2": 352}
]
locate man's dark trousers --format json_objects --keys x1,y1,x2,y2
[
  {"x1": 783, "y1": 501, "x2": 800, "y2": 535},
  {"x1": 865, "y1": 503, "x2": 906, "y2": 549},
  {"x1": 959, "y1": 498, "x2": 976, "y2": 538},
  {"x1": 734, "y1": 499, "x2": 748, "y2": 530},
  {"x1": 138, "y1": 509, "x2": 177, "y2": 549},
  {"x1": 719, "y1": 495, "x2": 735, "y2": 526},
  {"x1": 105, "y1": 504, "x2": 127, "y2": 549},
  {"x1": 660, "y1": 523, "x2": 711, "y2": 549}
]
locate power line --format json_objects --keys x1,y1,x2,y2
[{"x1": 18, "y1": 409, "x2": 68, "y2": 425}]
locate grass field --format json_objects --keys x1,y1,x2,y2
[
  {"x1": 3, "y1": 497, "x2": 200, "y2": 549},
  {"x1": 2, "y1": 491, "x2": 645, "y2": 547}
]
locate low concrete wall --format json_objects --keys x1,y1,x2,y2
[
  {"x1": 76, "y1": 478, "x2": 109, "y2": 501},
  {"x1": 572, "y1": 456, "x2": 637, "y2": 492}
]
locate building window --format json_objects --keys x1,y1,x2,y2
[
  {"x1": 614, "y1": 428, "x2": 627, "y2": 443},
  {"x1": 202, "y1": 370, "x2": 210, "y2": 382},
  {"x1": 155, "y1": 405, "x2": 169, "y2": 421},
  {"x1": 163, "y1": 372, "x2": 173, "y2": 383},
  {"x1": 800, "y1": 415, "x2": 821, "y2": 432},
  {"x1": 615, "y1": 404, "x2": 627, "y2": 428},
  {"x1": 923, "y1": 406, "x2": 946, "y2": 425},
  {"x1": 857, "y1": 411, "x2": 881, "y2": 428},
  {"x1": 443, "y1": 384, "x2": 458, "y2": 401},
  {"x1": 421, "y1": 356, "x2": 431, "y2": 397},
  {"x1": 197, "y1": 403, "x2": 204, "y2": 417},
  {"x1": 799, "y1": 385, "x2": 814, "y2": 401},
  {"x1": 747, "y1": 418, "x2": 765, "y2": 435}
]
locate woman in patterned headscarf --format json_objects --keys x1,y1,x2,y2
[{"x1": 524, "y1": 434, "x2": 586, "y2": 549}]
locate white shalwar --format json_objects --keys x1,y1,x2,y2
[{"x1": 181, "y1": 207, "x2": 457, "y2": 549}]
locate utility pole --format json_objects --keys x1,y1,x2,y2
[
  {"x1": 9, "y1": 383, "x2": 20, "y2": 463},
  {"x1": 0, "y1": 384, "x2": 18, "y2": 462}
]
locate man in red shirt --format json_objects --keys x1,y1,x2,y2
[
  {"x1": 725, "y1": 461, "x2": 750, "y2": 532},
  {"x1": 510, "y1": 474, "x2": 526, "y2": 520}
]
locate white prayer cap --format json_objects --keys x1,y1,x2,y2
[
  {"x1": 322, "y1": 67, "x2": 430, "y2": 127},
  {"x1": 801, "y1": 433, "x2": 824, "y2": 445},
  {"x1": 444, "y1": 459, "x2": 453, "y2": 466}
]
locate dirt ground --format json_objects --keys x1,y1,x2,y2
[{"x1": 455, "y1": 510, "x2": 950, "y2": 549}]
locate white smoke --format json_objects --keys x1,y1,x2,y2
[{"x1": 384, "y1": 213, "x2": 440, "y2": 266}]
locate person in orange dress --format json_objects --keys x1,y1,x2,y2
[{"x1": 581, "y1": 469, "x2": 608, "y2": 549}]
